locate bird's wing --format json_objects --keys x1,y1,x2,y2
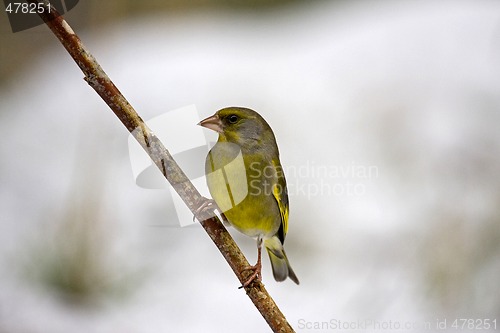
[{"x1": 271, "y1": 159, "x2": 289, "y2": 244}]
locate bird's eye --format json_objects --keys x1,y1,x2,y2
[{"x1": 227, "y1": 114, "x2": 239, "y2": 124}]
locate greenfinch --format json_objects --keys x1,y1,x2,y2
[{"x1": 198, "y1": 107, "x2": 299, "y2": 287}]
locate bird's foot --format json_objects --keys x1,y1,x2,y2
[
  {"x1": 239, "y1": 261, "x2": 262, "y2": 289},
  {"x1": 193, "y1": 197, "x2": 231, "y2": 226},
  {"x1": 193, "y1": 197, "x2": 216, "y2": 222}
]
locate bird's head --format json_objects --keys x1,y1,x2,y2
[{"x1": 198, "y1": 107, "x2": 276, "y2": 149}]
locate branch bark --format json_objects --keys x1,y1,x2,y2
[{"x1": 28, "y1": 1, "x2": 296, "y2": 332}]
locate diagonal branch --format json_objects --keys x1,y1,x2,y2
[{"x1": 27, "y1": 1, "x2": 296, "y2": 332}]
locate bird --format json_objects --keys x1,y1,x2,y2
[{"x1": 198, "y1": 107, "x2": 299, "y2": 287}]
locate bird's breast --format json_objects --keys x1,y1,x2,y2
[{"x1": 205, "y1": 143, "x2": 280, "y2": 238}]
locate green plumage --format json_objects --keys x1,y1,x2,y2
[{"x1": 200, "y1": 107, "x2": 299, "y2": 285}]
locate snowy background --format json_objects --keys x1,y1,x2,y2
[{"x1": 1, "y1": 1, "x2": 500, "y2": 332}]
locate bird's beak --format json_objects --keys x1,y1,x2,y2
[{"x1": 198, "y1": 114, "x2": 223, "y2": 133}]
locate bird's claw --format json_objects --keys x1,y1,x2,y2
[
  {"x1": 239, "y1": 262, "x2": 262, "y2": 289},
  {"x1": 193, "y1": 197, "x2": 216, "y2": 222}
]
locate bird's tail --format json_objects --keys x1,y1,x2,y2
[{"x1": 264, "y1": 237, "x2": 299, "y2": 285}]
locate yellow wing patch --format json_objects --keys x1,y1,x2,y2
[
  {"x1": 272, "y1": 183, "x2": 289, "y2": 236},
  {"x1": 271, "y1": 159, "x2": 289, "y2": 241}
]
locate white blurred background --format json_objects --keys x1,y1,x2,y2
[{"x1": 1, "y1": 0, "x2": 499, "y2": 332}]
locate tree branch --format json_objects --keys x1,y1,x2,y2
[{"x1": 28, "y1": 1, "x2": 296, "y2": 332}]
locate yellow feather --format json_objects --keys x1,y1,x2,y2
[{"x1": 272, "y1": 182, "x2": 288, "y2": 236}]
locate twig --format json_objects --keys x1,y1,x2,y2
[{"x1": 28, "y1": 1, "x2": 296, "y2": 332}]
